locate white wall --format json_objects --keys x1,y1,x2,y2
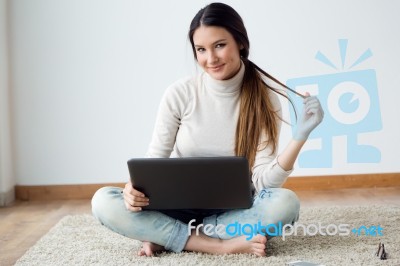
[
  {"x1": 7, "y1": 0, "x2": 400, "y2": 185},
  {"x1": 0, "y1": 0, "x2": 15, "y2": 204}
]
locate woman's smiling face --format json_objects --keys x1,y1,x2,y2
[{"x1": 193, "y1": 26, "x2": 242, "y2": 80}]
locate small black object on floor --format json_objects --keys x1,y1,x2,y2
[{"x1": 376, "y1": 242, "x2": 387, "y2": 260}]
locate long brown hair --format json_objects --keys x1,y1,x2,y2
[{"x1": 188, "y1": 3, "x2": 295, "y2": 169}]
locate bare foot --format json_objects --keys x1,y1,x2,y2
[
  {"x1": 185, "y1": 232, "x2": 267, "y2": 257},
  {"x1": 137, "y1": 241, "x2": 166, "y2": 256},
  {"x1": 224, "y1": 234, "x2": 267, "y2": 257}
]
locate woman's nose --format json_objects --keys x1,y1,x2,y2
[{"x1": 208, "y1": 51, "x2": 219, "y2": 64}]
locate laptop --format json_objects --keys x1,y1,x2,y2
[{"x1": 127, "y1": 156, "x2": 253, "y2": 210}]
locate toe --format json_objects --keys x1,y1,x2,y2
[
  {"x1": 144, "y1": 247, "x2": 154, "y2": 256},
  {"x1": 137, "y1": 248, "x2": 145, "y2": 256},
  {"x1": 254, "y1": 243, "x2": 266, "y2": 250},
  {"x1": 256, "y1": 249, "x2": 266, "y2": 257},
  {"x1": 253, "y1": 234, "x2": 267, "y2": 244}
]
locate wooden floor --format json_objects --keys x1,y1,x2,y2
[{"x1": 1, "y1": 187, "x2": 400, "y2": 266}]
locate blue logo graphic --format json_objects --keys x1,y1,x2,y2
[
  {"x1": 287, "y1": 39, "x2": 382, "y2": 168},
  {"x1": 351, "y1": 225, "x2": 383, "y2": 236}
]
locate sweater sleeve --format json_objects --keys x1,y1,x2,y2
[
  {"x1": 251, "y1": 92, "x2": 293, "y2": 192},
  {"x1": 145, "y1": 80, "x2": 188, "y2": 158}
]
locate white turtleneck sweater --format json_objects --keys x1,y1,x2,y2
[{"x1": 146, "y1": 64, "x2": 292, "y2": 192}]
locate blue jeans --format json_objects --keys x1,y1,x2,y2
[{"x1": 91, "y1": 187, "x2": 300, "y2": 253}]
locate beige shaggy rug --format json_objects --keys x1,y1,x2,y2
[{"x1": 16, "y1": 205, "x2": 400, "y2": 266}]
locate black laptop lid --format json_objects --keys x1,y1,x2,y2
[{"x1": 127, "y1": 156, "x2": 252, "y2": 210}]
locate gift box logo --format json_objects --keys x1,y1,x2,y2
[{"x1": 286, "y1": 39, "x2": 382, "y2": 168}]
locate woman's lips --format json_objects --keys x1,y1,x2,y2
[{"x1": 208, "y1": 64, "x2": 225, "y2": 71}]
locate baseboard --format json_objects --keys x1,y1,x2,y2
[
  {"x1": 283, "y1": 172, "x2": 400, "y2": 190},
  {"x1": 14, "y1": 173, "x2": 400, "y2": 201},
  {"x1": 0, "y1": 187, "x2": 16, "y2": 206},
  {"x1": 15, "y1": 183, "x2": 123, "y2": 201}
]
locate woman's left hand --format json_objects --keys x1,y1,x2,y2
[{"x1": 294, "y1": 92, "x2": 324, "y2": 141}]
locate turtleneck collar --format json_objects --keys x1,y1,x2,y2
[{"x1": 204, "y1": 61, "x2": 245, "y2": 96}]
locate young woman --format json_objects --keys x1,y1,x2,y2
[{"x1": 92, "y1": 3, "x2": 323, "y2": 257}]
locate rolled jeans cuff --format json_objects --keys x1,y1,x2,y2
[{"x1": 164, "y1": 220, "x2": 189, "y2": 252}]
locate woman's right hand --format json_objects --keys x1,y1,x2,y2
[{"x1": 123, "y1": 180, "x2": 150, "y2": 212}]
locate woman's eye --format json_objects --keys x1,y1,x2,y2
[
  {"x1": 216, "y1": 43, "x2": 226, "y2": 48},
  {"x1": 196, "y1": 48, "x2": 205, "y2": 53}
]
